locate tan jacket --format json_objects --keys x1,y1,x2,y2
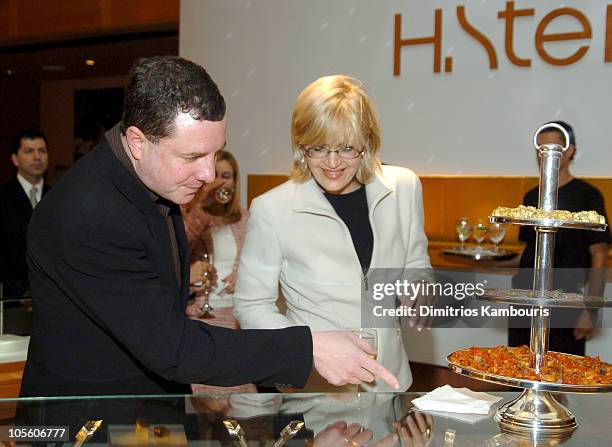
[{"x1": 234, "y1": 165, "x2": 431, "y2": 391}]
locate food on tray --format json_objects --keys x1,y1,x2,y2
[
  {"x1": 486, "y1": 288, "x2": 586, "y2": 301},
  {"x1": 491, "y1": 205, "x2": 605, "y2": 225},
  {"x1": 449, "y1": 345, "x2": 612, "y2": 385}
]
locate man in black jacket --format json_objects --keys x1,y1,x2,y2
[
  {"x1": 0, "y1": 129, "x2": 50, "y2": 297},
  {"x1": 20, "y1": 56, "x2": 397, "y2": 397}
]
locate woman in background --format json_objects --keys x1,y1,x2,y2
[
  {"x1": 182, "y1": 150, "x2": 255, "y2": 393},
  {"x1": 234, "y1": 75, "x2": 431, "y2": 392}
]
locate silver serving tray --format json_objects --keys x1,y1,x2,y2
[
  {"x1": 447, "y1": 351, "x2": 612, "y2": 393},
  {"x1": 443, "y1": 246, "x2": 517, "y2": 261},
  {"x1": 489, "y1": 215, "x2": 607, "y2": 231},
  {"x1": 479, "y1": 288, "x2": 612, "y2": 308}
]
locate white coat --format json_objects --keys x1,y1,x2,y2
[{"x1": 234, "y1": 165, "x2": 431, "y2": 391}]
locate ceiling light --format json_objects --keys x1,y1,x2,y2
[{"x1": 85, "y1": 59, "x2": 95, "y2": 66}]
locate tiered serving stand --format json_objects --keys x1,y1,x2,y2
[{"x1": 447, "y1": 123, "x2": 611, "y2": 440}]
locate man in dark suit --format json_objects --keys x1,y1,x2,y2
[
  {"x1": 19, "y1": 56, "x2": 397, "y2": 397},
  {"x1": 0, "y1": 129, "x2": 50, "y2": 297}
]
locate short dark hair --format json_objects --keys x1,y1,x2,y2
[
  {"x1": 11, "y1": 129, "x2": 48, "y2": 154},
  {"x1": 121, "y1": 56, "x2": 226, "y2": 142},
  {"x1": 541, "y1": 120, "x2": 576, "y2": 147}
]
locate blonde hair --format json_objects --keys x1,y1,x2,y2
[{"x1": 290, "y1": 75, "x2": 382, "y2": 183}]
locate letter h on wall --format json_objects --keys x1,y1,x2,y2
[{"x1": 394, "y1": 10, "x2": 451, "y2": 75}]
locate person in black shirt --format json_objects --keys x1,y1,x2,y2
[{"x1": 510, "y1": 121, "x2": 611, "y2": 355}]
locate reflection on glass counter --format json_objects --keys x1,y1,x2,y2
[
  {"x1": 1, "y1": 392, "x2": 611, "y2": 446},
  {"x1": 0, "y1": 283, "x2": 31, "y2": 368},
  {"x1": 0, "y1": 280, "x2": 32, "y2": 338}
]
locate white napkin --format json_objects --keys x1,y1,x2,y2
[
  {"x1": 415, "y1": 409, "x2": 491, "y2": 424},
  {"x1": 411, "y1": 385, "x2": 503, "y2": 415}
]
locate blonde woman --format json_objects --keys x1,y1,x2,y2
[{"x1": 234, "y1": 75, "x2": 431, "y2": 392}]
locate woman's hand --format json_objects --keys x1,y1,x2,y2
[
  {"x1": 186, "y1": 296, "x2": 206, "y2": 317},
  {"x1": 222, "y1": 271, "x2": 237, "y2": 294},
  {"x1": 574, "y1": 309, "x2": 596, "y2": 340},
  {"x1": 189, "y1": 261, "x2": 204, "y2": 286},
  {"x1": 189, "y1": 260, "x2": 218, "y2": 293},
  {"x1": 314, "y1": 421, "x2": 373, "y2": 447},
  {"x1": 187, "y1": 260, "x2": 218, "y2": 318},
  {"x1": 394, "y1": 411, "x2": 433, "y2": 447}
]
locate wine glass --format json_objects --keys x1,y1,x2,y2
[
  {"x1": 350, "y1": 329, "x2": 378, "y2": 392},
  {"x1": 194, "y1": 253, "x2": 214, "y2": 316},
  {"x1": 215, "y1": 186, "x2": 233, "y2": 204},
  {"x1": 488, "y1": 223, "x2": 507, "y2": 251},
  {"x1": 455, "y1": 217, "x2": 472, "y2": 250},
  {"x1": 473, "y1": 219, "x2": 488, "y2": 249},
  {"x1": 353, "y1": 329, "x2": 378, "y2": 357}
]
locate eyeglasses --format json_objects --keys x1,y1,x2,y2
[{"x1": 302, "y1": 145, "x2": 364, "y2": 160}]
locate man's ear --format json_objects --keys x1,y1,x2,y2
[
  {"x1": 124, "y1": 126, "x2": 148, "y2": 160},
  {"x1": 11, "y1": 153, "x2": 18, "y2": 168}
]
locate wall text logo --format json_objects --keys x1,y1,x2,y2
[{"x1": 393, "y1": 1, "x2": 612, "y2": 75}]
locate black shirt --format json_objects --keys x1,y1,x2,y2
[
  {"x1": 513, "y1": 178, "x2": 611, "y2": 302},
  {"x1": 517, "y1": 178, "x2": 611, "y2": 273},
  {"x1": 509, "y1": 179, "x2": 611, "y2": 355},
  {"x1": 324, "y1": 185, "x2": 373, "y2": 271}
]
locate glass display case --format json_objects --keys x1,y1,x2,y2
[
  {"x1": 0, "y1": 283, "x2": 31, "y2": 366},
  {"x1": 0, "y1": 392, "x2": 610, "y2": 446},
  {"x1": 0, "y1": 280, "x2": 32, "y2": 338}
]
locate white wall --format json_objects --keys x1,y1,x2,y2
[{"x1": 180, "y1": 0, "x2": 612, "y2": 181}]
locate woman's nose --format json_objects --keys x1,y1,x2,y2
[{"x1": 325, "y1": 151, "x2": 341, "y2": 167}]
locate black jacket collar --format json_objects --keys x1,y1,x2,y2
[{"x1": 89, "y1": 141, "x2": 190, "y2": 306}]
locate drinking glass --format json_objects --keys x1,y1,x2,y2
[
  {"x1": 353, "y1": 329, "x2": 378, "y2": 356},
  {"x1": 350, "y1": 329, "x2": 378, "y2": 392},
  {"x1": 455, "y1": 217, "x2": 472, "y2": 250},
  {"x1": 488, "y1": 223, "x2": 507, "y2": 251},
  {"x1": 215, "y1": 186, "x2": 233, "y2": 204},
  {"x1": 194, "y1": 253, "x2": 214, "y2": 316},
  {"x1": 473, "y1": 219, "x2": 488, "y2": 248}
]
